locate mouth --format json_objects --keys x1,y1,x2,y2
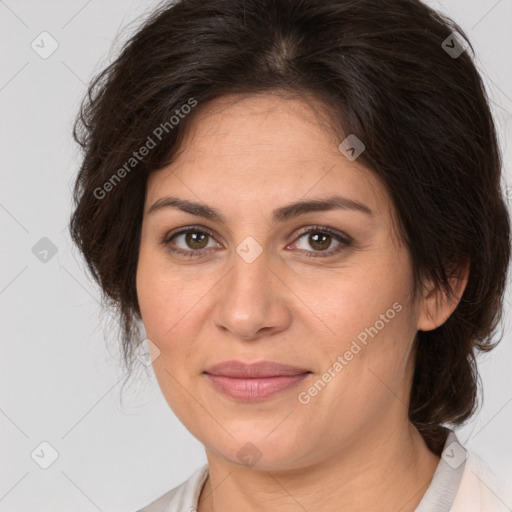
[
  {"x1": 204, "y1": 373, "x2": 311, "y2": 401},
  {"x1": 203, "y1": 360, "x2": 312, "y2": 401}
]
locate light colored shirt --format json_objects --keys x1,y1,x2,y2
[{"x1": 136, "y1": 428, "x2": 511, "y2": 512}]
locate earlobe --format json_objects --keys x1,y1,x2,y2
[{"x1": 417, "y1": 260, "x2": 470, "y2": 332}]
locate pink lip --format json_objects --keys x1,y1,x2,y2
[
  {"x1": 204, "y1": 360, "x2": 310, "y2": 378},
  {"x1": 203, "y1": 360, "x2": 311, "y2": 401},
  {"x1": 205, "y1": 374, "x2": 310, "y2": 401}
]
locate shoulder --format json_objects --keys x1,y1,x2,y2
[
  {"x1": 135, "y1": 464, "x2": 209, "y2": 512},
  {"x1": 450, "y1": 448, "x2": 511, "y2": 512}
]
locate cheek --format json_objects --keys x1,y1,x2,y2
[
  {"x1": 136, "y1": 255, "x2": 166, "y2": 336},
  {"x1": 298, "y1": 264, "x2": 409, "y2": 353},
  {"x1": 135, "y1": 250, "x2": 201, "y2": 412},
  {"x1": 136, "y1": 245, "x2": 181, "y2": 347},
  {"x1": 299, "y1": 258, "x2": 415, "y2": 399},
  {"x1": 135, "y1": 246, "x2": 210, "y2": 359}
]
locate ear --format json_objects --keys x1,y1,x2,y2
[{"x1": 416, "y1": 260, "x2": 470, "y2": 332}]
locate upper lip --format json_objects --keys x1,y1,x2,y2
[{"x1": 204, "y1": 360, "x2": 311, "y2": 378}]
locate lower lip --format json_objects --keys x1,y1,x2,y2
[{"x1": 205, "y1": 373, "x2": 311, "y2": 401}]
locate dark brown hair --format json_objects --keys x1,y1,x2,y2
[{"x1": 69, "y1": 0, "x2": 510, "y2": 453}]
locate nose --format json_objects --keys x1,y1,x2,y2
[{"x1": 211, "y1": 245, "x2": 292, "y2": 341}]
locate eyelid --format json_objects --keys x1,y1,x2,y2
[
  {"x1": 163, "y1": 224, "x2": 217, "y2": 242},
  {"x1": 292, "y1": 225, "x2": 353, "y2": 245}
]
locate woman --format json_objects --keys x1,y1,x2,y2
[{"x1": 69, "y1": 0, "x2": 511, "y2": 510}]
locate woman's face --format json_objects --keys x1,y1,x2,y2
[{"x1": 136, "y1": 93, "x2": 428, "y2": 470}]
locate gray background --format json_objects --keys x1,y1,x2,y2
[{"x1": 1, "y1": 0, "x2": 511, "y2": 510}]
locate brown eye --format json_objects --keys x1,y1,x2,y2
[
  {"x1": 292, "y1": 226, "x2": 352, "y2": 258},
  {"x1": 183, "y1": 232, "x2": 209, "y2": 249},
  {"x1": 295, "y1": 230, "x2": 340, "y2": 252},
  {"x1": 163, "y1": 227, "x2": 220, "y2": 257},
  {"x1": 308, "y1": 232, "x2": 333, "y2": 251}
]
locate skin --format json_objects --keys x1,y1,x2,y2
[{"x1": 136, "y1": 92, "x2": 469, "y2": 512}]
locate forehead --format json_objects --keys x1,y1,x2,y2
[
  {"x1": 145, "y1": 93, "x2": 392, "y2": 223},
  {"x1": 173, "y1": 92, "x2": 342, "y2": 158}
]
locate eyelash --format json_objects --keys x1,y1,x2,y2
[{"x1": 161, "y1": 225, "x2": 353, "y2": 259}]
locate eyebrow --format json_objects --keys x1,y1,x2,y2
[{"x1": 146, "y1": 194, "x2": 373, "y2": 223}]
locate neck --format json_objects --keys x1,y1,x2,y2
[{"x1": 197, "y1": 421, "x2": 442, "y2": 512}]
